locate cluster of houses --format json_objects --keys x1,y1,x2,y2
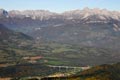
[{"x1": 23, "y1": 56, "x2": 43, "y2": 63}]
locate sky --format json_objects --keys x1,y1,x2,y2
[{"x1": 0, "y1": 0, "x2": 120, "y2": 12}]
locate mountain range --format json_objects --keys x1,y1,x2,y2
[{"x1": 1, "y1": 8, "x2": 120, "y2": 49}]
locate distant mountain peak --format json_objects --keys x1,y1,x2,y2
[
  {"x1": 0, "y1": 9, "x2": 9, "y2": 18},
  {"x1": 83, "y1": 7, "x2": 91, "y2": 11}
]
